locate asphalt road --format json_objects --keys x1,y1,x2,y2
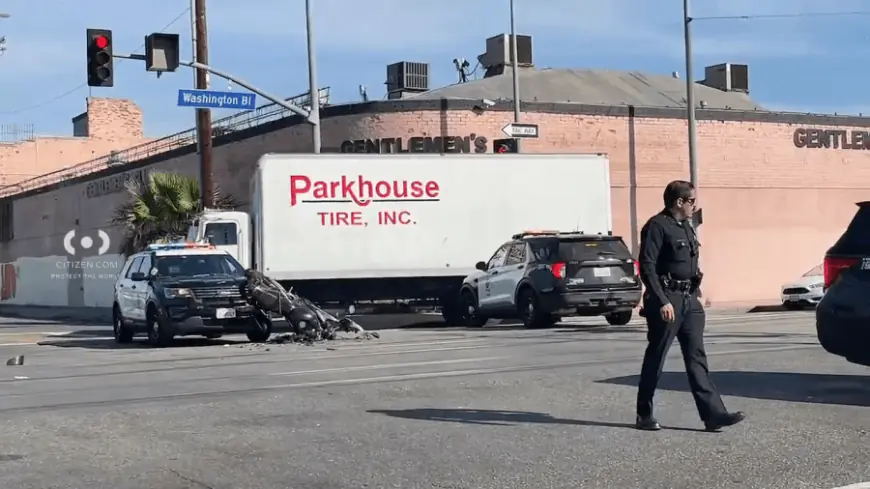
[{"x1": 0, "y1": 310, "x2": 867, "y2": 489}]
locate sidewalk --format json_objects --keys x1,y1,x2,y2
[{"x1": 0, "y1": 305, "x2": 112, "y2": 324}]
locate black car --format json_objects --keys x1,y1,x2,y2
[
  {"x1": 112, "y1": 244, "x2": 271, "y2": 347},
  {"x1": 816, "y1": 201, "x2": 870, "y2": 366},
  {"x1": 455, "y1": 231, "x2": 642, "y2": 328}
]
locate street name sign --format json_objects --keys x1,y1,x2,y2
[
  {"x1": 502, "y1": 123, "x2": 539, "y2": 138},
  {"x1": 177, "y1": 89, "x2": 257, "y2": 110}
]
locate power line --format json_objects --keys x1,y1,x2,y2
[
  {"x1": 0, "y1": 8, "x2": 191, "y2": 116},
  {"x1": 695, "y1": 10, "x2": 870, "y2": 21}
]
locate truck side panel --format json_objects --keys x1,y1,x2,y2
[{"x1": 258, "y1": 154, "x2": 612, "y2": 280}]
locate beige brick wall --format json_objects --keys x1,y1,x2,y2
[{"x1": 2, "y1": 107, "x2": 868, "y2": 306}]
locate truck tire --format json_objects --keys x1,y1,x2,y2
[
  {"x1": 246, "y1": 310, "x2": 273, "y2": 343},
  {"x1": 517, "y1": 287, "x2": 556, "y2": 329},
  {"x1": 605, "y1": 310, "x2": 633, "y2": 326},
  {"x1": 460, "y1": 291, "x2": 488, "y2": 327},
  {"x1": 441, "y1": 305, "x2": 463, "y2": 326}
]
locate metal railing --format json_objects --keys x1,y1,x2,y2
[
  {"x1": 0, "y1": 123, "x2": 34, "y2": 144},
  {"x1": 0, "y1": 88, "x2": 330, "y2": 198}
]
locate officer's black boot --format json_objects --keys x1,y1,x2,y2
[
  {"x1": 704, "y1": 411, "x2": 746, "y2": 432},
  {"x1": 635, "y1": 415, "x2": 662, "y2": 431}
]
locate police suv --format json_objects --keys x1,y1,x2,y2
[
  {"x1": 112, "y1": 242, "x2": 271, "y2": 347},
  {"x1": 455, "y1": 230, "x2": 642, "y2": 328}
]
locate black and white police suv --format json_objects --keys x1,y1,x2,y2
[
  {"x1": 453, "y1": 230, "x2": 642, "y2": 328},
  {"x1": 112, "y1": 242, "x2": 271, "y2": 347}
]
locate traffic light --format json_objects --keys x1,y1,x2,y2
[
  {"x1": 86, "y1": 28, "x2": 113, "y2": 87},
  {"x1": 493, "y1": 138, "x2": 518, "y2": 153}
]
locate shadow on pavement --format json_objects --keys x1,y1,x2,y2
[
  {"x1": 36, "y1": 337, "x2": 249, "y2": 350},
  {"x1": 597, "y1": 371, "x2": 870, "y2": 406},
  {"x1": 367, "y1": 408, "x2": 706, "y2": 432}
]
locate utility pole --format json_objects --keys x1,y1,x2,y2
[
  {"x1": 509, "y1": 0, "x2": 522, "y2": 153},
  {"x1": 683, "y1": 0, "x2": 699, "y2": 189},
  {"x1": 189, "y1": 0, "x2": 200, "y2": 157},
  {"x1": 194, "y1": 0, "x2": 215, "y2": 208}
]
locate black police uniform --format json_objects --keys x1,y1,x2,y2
[{"x1": 635, "y1": 209, "x2": 740, "y2": 430}]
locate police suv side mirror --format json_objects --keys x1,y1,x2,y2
[
  {"x1": 475, "y1": 261, "x2": 487, "y2": 271},
  {"x1": 130, "y1": 272, "x2": 147, "y2": 281}
]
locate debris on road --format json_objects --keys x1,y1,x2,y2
[
  {"x1": 235, "y1": 329, "x2": 380, "y2": 350},
  {"x1": 6, "y1": 355, "x2": 23, "y2": 366}
]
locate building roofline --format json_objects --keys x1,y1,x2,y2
[{"x1": 2, "y1": 99, "x2": 870, "y2": 203}]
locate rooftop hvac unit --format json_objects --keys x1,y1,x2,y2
[
  {"x1": 703, "y1": 63, "x2": 749, "y2": 92},
  {"x1": 483, "y1": 34, "x2": 533, "y2": 68},
  {"x1": 386, "y1": 62, "x2": 429, "y2": 94}
]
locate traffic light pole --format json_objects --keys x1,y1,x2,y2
[{"x1": 113, "y1": 54, "x2": 320, "y2": 122}]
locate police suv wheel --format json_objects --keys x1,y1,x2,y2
[
  {"x1": 246, "y1": 310, "x2": 273, "y2": 343},
  {"x1": 605, "y1": 310, "x2": 633, "y2": 326},
  {"x1": 112, "y1": 305, "x2": 134, "y2": 344},
  {"x1": 518, "y1": 288, "x2": 555, "y2": 329},
  {"x1": 460, "y1": 292, "x2": 488, "y2": 327},
  {"x1": 146, "y1": 307, "x2": 174, "y2": 347}
]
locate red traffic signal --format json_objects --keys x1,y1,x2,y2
[
  {"x1": 493, "y1": 138, "x2": 518, "y2": 153},
  {"x1": 86, "y1": 28, "x2": 113, "y2": 87}
]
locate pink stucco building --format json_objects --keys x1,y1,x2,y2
[{"x1": 0, "y1": 98, "x2": 148, "y2": 190}]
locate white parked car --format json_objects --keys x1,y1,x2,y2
[{"x1": 781, "y1": 264, "x2": 824, "y2": 309}]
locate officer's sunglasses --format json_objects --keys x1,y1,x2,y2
[{"x1": 681, "y1": 197, "x2": 696, "y2": 205}]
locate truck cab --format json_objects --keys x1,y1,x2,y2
[{"x1": 187, "y1": 211, "x2": 252, "y2": 269}]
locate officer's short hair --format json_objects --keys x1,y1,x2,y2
[{"x1": 663, "y1": 180, "x2": 695, "y2": 207}]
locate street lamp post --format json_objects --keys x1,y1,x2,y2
[
  {"x1": 683, "y1": 0, "x2": 699, "y2": 188},
  {"x1": 509, "y1": 0, "x2": 522, "y2": 152},
  {"x1": 305, "y1": 0, "x2": 321, "y2": 153}
]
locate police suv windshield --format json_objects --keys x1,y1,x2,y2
[{"x1": 154, "y1": 254, "x2": 245, "y2": 278}]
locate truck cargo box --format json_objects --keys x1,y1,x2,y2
[{"x1": 251, "y1": 153, "x2": 612, "y2": 281}]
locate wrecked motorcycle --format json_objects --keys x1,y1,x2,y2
[{"x1": 243, "y1": 269, "x2": 374, "y2": 341}]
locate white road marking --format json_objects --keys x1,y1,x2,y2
[
  {"x1": 828, "y1": 484, "x2": 870, "y2": 489},
  {"x1": 270, "y1": 357, "x2": 504, "y2": 377},
  {"x1": 268, "y1": 345, "x2": 817, "y2": 390}
]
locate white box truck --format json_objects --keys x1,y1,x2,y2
[{"x1": 186, "y1": 153, "x2": 613, "y2": 321}]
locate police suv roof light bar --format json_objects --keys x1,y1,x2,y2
[
  {"x1": 512, "y1": 230, "x2": 562, "y2": 239},
  {"x1": 146, "y1": 242, "x2": 215, "y2": 251}
]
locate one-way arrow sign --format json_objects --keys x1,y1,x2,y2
[{"x1": 502, "y1": 123, "x2": 539, "y2": 138}]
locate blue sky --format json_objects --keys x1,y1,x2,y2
[{"x1": 0, "y1": 0, "x2": 869, "y2": 139}]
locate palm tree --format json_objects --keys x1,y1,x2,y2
[{"x1": 110, "y1": 172, "x2": 239, "y2": 256}]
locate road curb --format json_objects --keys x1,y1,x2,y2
[{"x1": 0, "y1": 305, "x2": 111, "y2": 324}]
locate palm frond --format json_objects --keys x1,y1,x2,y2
[{"x1": 109, "y1": 171, "x2": 239, "y2": 256}]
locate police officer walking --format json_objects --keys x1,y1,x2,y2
[{"x1": 635, "y1": 180, "x2": 746, "y2": 432}]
